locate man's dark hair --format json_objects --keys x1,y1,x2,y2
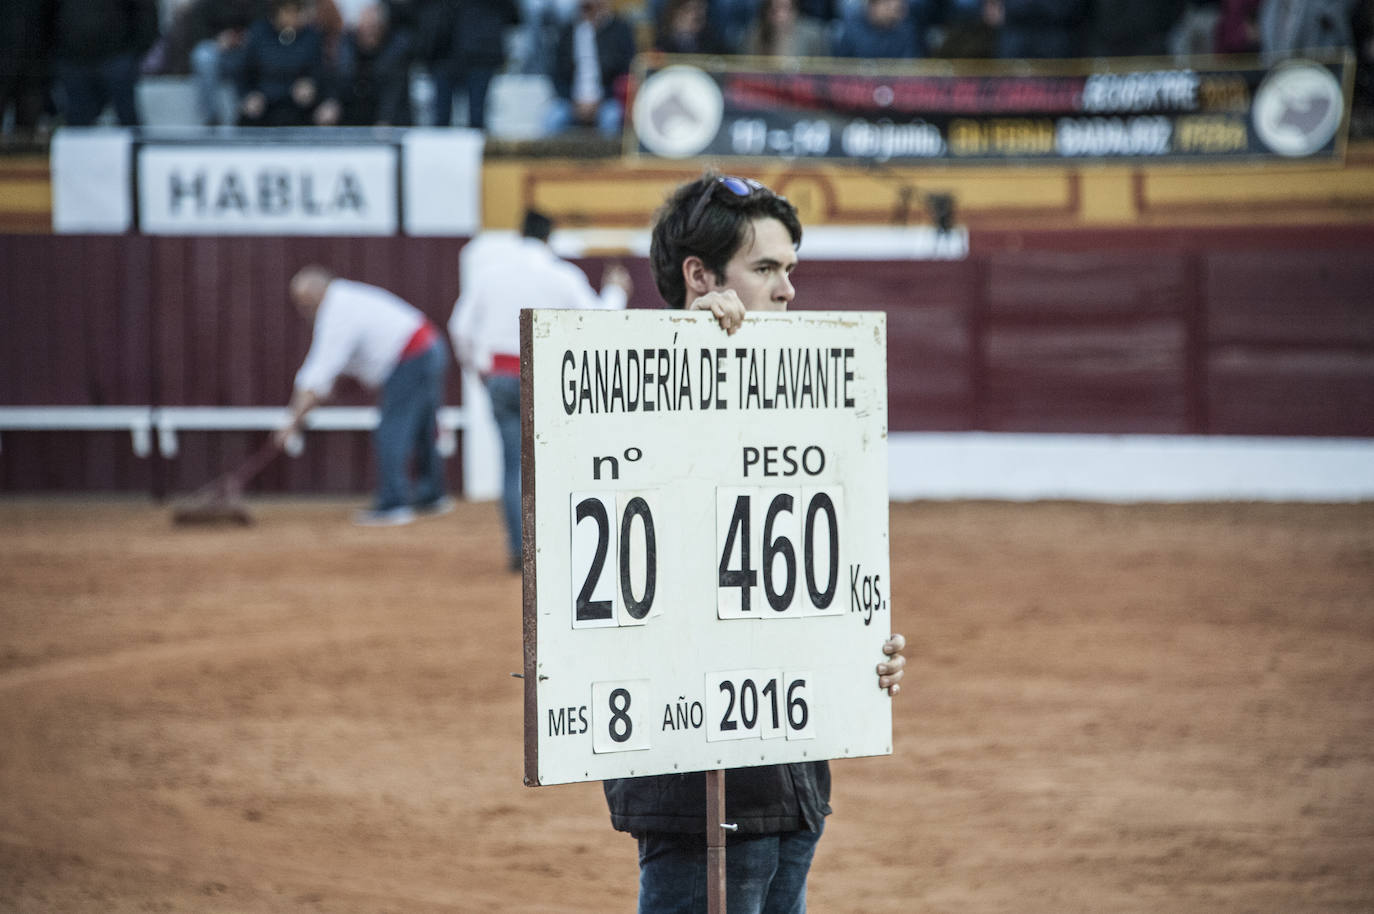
[
  {"x1": 521, "y1": 209, "x2": 554, "y2": 241},
  {"x1": 650, "y1": 173, "x2": 802, "y2": 310}
]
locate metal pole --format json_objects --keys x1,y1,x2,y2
[{"x1": 706, "y1": 768, "x2": 729, "y2": 914}]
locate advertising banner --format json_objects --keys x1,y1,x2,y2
[
  {"x1": 631, "y1": 54, "x2": 1353, "y2": 164},
  {"x1": 51, "y1": 128, "x2": 484, "y2": 236}
]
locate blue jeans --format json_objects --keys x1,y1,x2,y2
[
  {"x1": 485, "y1": 373, "x2": 522, "y2": 565},
  {"x1": 57, "y1": 53, "x2": 141, "y2": 126},
  {"x1": 637, "y1": 827, "x2": 823, "y2": 914},
  {"x1": 374, "y1": 339, "x2": 447, "y2": 511},
  {"x1": 190, "y1": 38, "x2": 248, "y2": 126},
  {"x1": 543, "y1": 97, "x2": 624, "y2": 137},
  {"x1": 432, "y1": 66, "x2": 496, "y2": 128}
]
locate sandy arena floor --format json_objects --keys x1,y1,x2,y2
[{"x1": 1, "y1": 498, "x2": 1372, "y2": 913}]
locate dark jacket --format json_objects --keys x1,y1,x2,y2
[
  {"x1": 337, "y1": 26, "x2": 413, "y2": 124},
  {"x1": 237, "y1": 17, "x2": 330, "y2": 106},
  {"x1": 832, "y1": 7, "x2": 923, "y2": 58},
  {"x1": 653, "y1": 25, "x2": 731, "y2": 54},
  {"x1": 604, "y1": 761, "x2": 832, "y2": 836},
  {"x1": 55, "y1": 0, "x2": 159, "y2": 63},
  {"x1": 550, "y1": 13, "x2": 637, "y2": 102},
  {"x1": 452, "y1": 0, "x2": 520, "y2": 70},
  {"x1": 1089, "y1": 0, "x2": 1185, "y2": 56},
  {"x1": 997, "y1": 0, "x2": 1088, "y2": 58},
  {"x1": 409, "y1": 0, "x2": 456, "y2": 62}
]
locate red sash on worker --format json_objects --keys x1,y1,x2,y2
[
  {"x1": 487, "y1": 353, "x2": 521, "y2": 377},
  {"x1": 399, "y1": 321, "x2": 437, "y2": 361}
]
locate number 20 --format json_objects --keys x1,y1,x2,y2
[{"x1": 572, "y1": 494, "x2": 657, "y2": 628}]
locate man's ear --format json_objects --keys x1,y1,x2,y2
[{"x1": 682, "y1": 255, "x2": 715, "y2": 296}]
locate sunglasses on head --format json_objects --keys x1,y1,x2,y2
[{"x1": 685, "y1": 176, "x2": 771, "y2": 233}]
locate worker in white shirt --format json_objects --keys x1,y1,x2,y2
[
  {"x1": 449, "y1": 208, "x2": 632, "y2": 570},
  {"x1": 276, "y1": 265, "x2": 452, "y2": 527}
]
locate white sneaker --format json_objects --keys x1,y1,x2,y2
[
  {"x1": 415, "y1": 495, "x2": 456, "y2": 518},
  {"x1": 353, "y1": 506, "x2": 416, "y2": 527}
]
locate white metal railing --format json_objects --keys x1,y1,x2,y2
[
  {"x1": 0, "y1": 407, "x2": 156, "y2": 456},
  {"x1": 0, "y1": 406, "x2": 470, "y2": 459}
]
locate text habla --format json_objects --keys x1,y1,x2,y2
[{"x1": 167, "y1": 168, "x2": 368, "y2": 218}]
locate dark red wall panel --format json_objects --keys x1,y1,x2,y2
[
  {"x1": 0, "y1": 236, "x2": 157, "y2": 491},
  {"x1": 796, "y1": 260, "x2": 978, "y2": 431},
  {"x1": 979, "y1": 252, "x2": 1192, "y2": 433},
  {"x1": 1208, "y1": 348, "x2": 1374, "y2": 436},
  {"x1": 983, "y1": 320, "x2": 1191, "y2": 433},
  {"x1": 1206, "y1": 250, "x2": 1374, "y2": 346},
  {"x1": 984, "y1": 251, "x2": 1189, "y2": 320}
]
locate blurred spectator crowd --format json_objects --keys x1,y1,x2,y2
[{"x1": 2, "y1": 0, "x2": 1373, "y2": 139}]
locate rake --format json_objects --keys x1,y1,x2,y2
[{"x1": 171, "y1": 437, "x2": 282, "y2": 526}]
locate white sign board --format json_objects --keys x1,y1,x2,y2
[
  {"x1": 54, "y1": 128, "x2": 485, "y2": 236},
  {"x1": 522, "y1": 309, "x2": 892, "y2": 786},
  {"x1": 51, "y1": 128, "x2": 134, "y2": 233},
  {"x1": 138, "y1": 145, "x2": 398, "y2": 235}
]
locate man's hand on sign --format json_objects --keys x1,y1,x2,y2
[
  {"x1": 690, "y1": 289, "x2": 747, "y2": 335},
  {"x1": 878, "y1": 633, "x2": 906, "y2": 696}
]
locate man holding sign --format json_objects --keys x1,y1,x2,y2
[{"x1": 601, "y1": 173, "x2": 907, "y2": 914}]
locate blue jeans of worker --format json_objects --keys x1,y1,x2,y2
[
  {"x1": 485, "y1": 373, "x2": 522, "y2": 565},
  {"x1": 57, "y1": 53, "x2": 141, "y2": 126},
  {"x1": 637, "y1": 826, "x2": 823, "y2": 914},
  {"x1": 374, "y1": 339, "x2": 447, "y2": 512}
]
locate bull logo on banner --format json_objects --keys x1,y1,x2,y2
[
  {"x1": 633, "y1": 65, "x2": 725, "y2": 159},
  {"x1": 1252, "y1": 60, "x2": 1345, "y2": 158}
]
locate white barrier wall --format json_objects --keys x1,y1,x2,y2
[{"x1": 887, "y1": 433, "x2": 1374, "y2": 502}]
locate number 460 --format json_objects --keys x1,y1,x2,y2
[{"x1": 716, "y1": 488, "x2": 843, "y2": 619}]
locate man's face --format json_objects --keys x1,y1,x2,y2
[
  {"x1": 289, "y1": 275, "x2": 324, "y2": 318},
  {"x1": 289, "y1": 286, "x2": 312, "y2": 318},
  {"x1": 275, "y1": 2, "x2": 308, "y2": 30},
  {"x1": 868, "y1": 0, "x2": 904, "y2": 27},
  {"x1": 357, "y1": 6, "x2": 384, "y2": 48},
  {"x1": 707, "y1": 217, "x2": 797, "y2": 312}
]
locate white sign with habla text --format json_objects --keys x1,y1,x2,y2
[
  {"x1": 522, "y1": 309, "x2": 892, "y2": 786},
  {"x1": 138, "y1": 145, "x2": 398, "y2": 235}
]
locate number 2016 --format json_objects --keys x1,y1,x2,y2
[
  {"x1": 716, "y1": 487, "x2": 843, "y2": 619},
  {"x1": 570, "y1": 492, "x2": 657, "y2": 629},
  {"x1": 706, "y1": 671, "x2": 815, "y2": 742}
]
